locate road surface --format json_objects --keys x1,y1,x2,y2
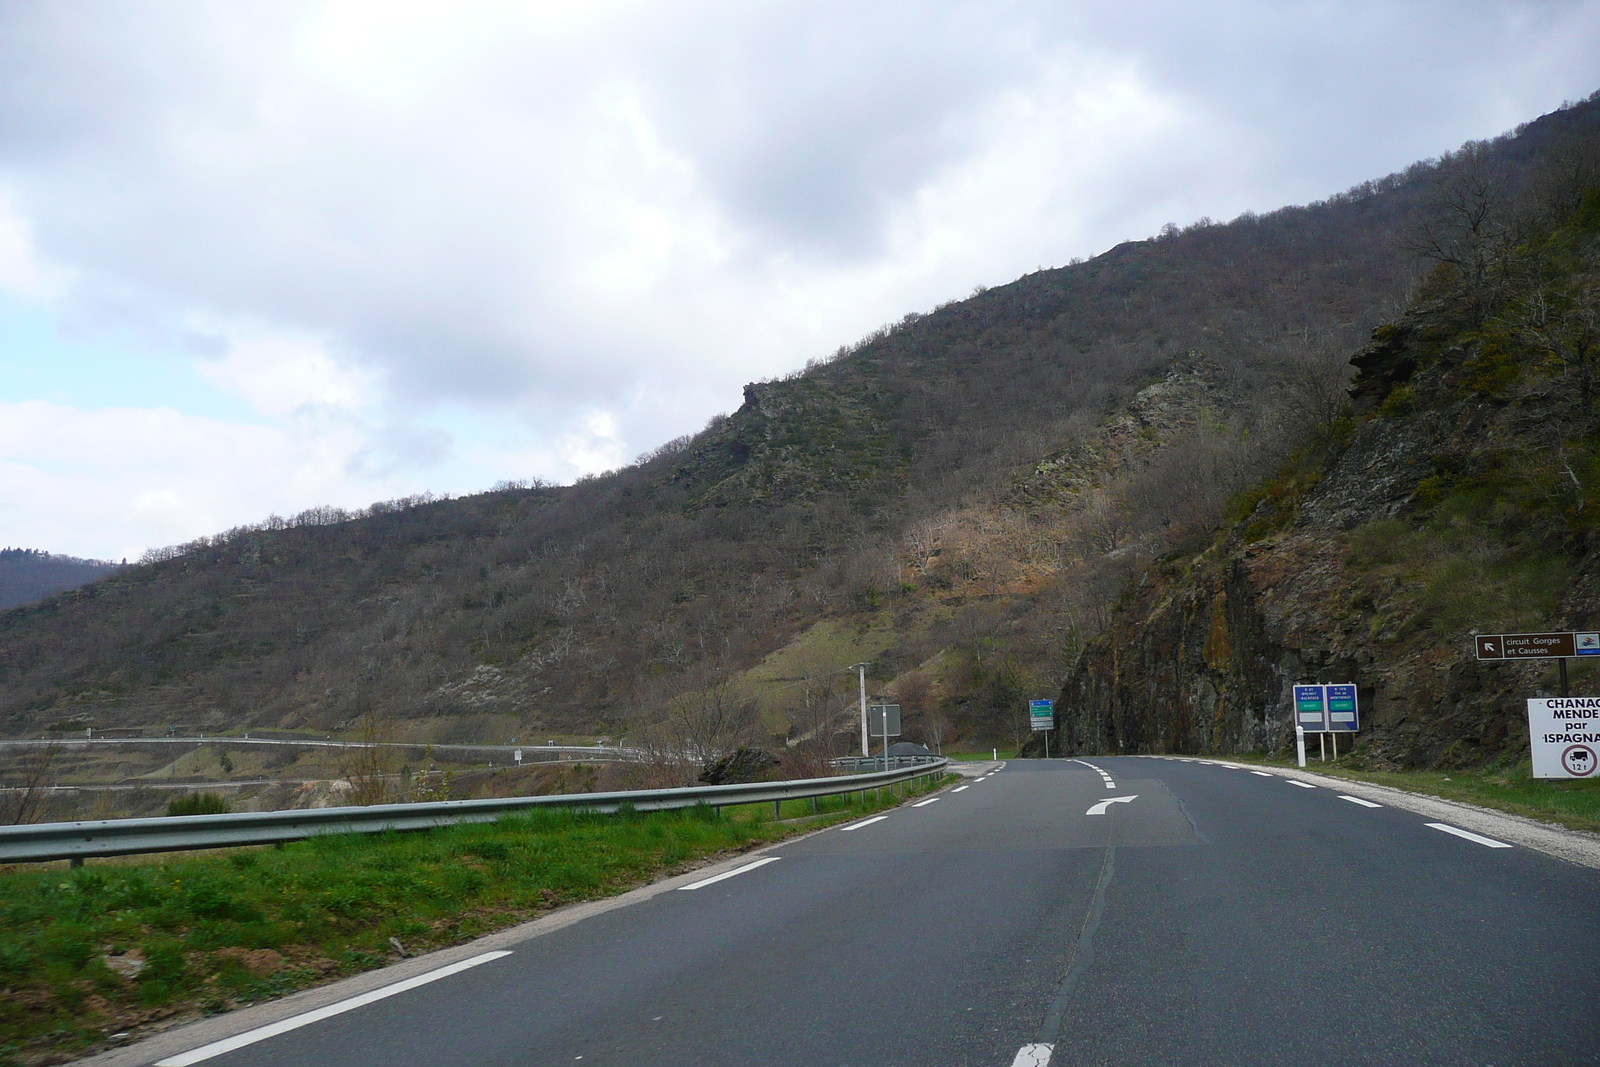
[{"x1": 96, "y1": 757, "x2": 1600, "y2": 1066}]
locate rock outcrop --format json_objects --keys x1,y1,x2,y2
[{"x1": 1051, "y1": 194, "x2": 1600, "y2": 768}]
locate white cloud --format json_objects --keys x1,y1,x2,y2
[
  {"x1": 0, "y1": 0, "x2": 1596, "y2": 557},
  {"x1": 191, "y1": 320, "x2": 375, "y2": 418},
  {"x1": 0, "y1": 191, "x2": 67, "y2": 300}
]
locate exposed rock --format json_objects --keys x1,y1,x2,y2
[
  {"x1": 102, "y1": 951, "x2": 146, "y2": 980},
  {"x1": 698, "y1": 748, "x2": 781, "y2": 785}
]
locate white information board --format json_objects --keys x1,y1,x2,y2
[{"x1": 1527, "y1": 698, "x2": 1600, "y2": 778}]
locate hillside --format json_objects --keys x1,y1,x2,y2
[
  {"x1": 1051, "y1": 133, "x2": 1600, "y2": 768},
  {"x1": 0, "y1": 549, "x2": 119, "y2": 611},
  {"x1": 3, "y1": 94, "x2": 1599, "y2": 768}
]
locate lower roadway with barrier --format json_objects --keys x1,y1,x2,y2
[{"x1": 0, "y1": 757, "x2": 948, "y2": 864}]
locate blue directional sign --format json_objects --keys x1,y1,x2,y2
[
  {"x1": 1293, "y1": 684, "x2": 1360, "y2": 733},
  {"x1": 1324, "y1": 685, "x2": 1359, "y2": 732},
  {"x1": 1029, "y1": 699, "x2": 1054, "y2": 732},
  {"x1": 1294, "y1": 685, "x2": 1328, "y2": 731}
]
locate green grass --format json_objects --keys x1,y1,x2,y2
[
  {"x1": 1224, "y1": 753, "x2": 1600, "y2": 833},
  {"x1": 0, "y1": 774, "x2": 951, "y2": 1066}
]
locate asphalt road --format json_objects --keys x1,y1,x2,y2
[{"x1": 135, "y1": 758, "x2": 1600, "y2": 1067}]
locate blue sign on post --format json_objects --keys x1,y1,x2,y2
[
  {"x1": 1324, "y1": 685, "x2": 1359, "y2": 732},
  {"x1": 1293, "y1": 684, "x2": 1360, "y2": 733},
  {"x1": 1294, "y1": 685, "x2": 1328, "y2": 731}
]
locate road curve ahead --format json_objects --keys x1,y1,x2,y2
[{"x1": 135, "y1": 758, "x2": 1599, "y2": 1067}]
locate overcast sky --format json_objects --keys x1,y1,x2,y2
[{"x1": 1, "y1": 0, "x2": 1597, "y2": 560}]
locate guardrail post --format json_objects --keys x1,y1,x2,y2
[{"x1": 773, "y1": 800, "x2": 781, "y2": 820}]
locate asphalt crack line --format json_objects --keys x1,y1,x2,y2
[{"x1": 1037, "y1": 842, "x2": 1116, "y2": 1049}]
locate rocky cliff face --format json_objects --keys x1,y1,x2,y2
[{"x1": 1053, "y1": 191, "x2": 1600, "y2": 769}]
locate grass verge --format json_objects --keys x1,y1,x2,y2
[
  {"x1": 1222, "y1": 754, "x2": 1600, "y2": 834},
  {"x1": 0, "y1": 773, "x2": 952, "y2": 1067}
]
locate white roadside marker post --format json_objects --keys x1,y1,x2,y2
[{"x1": 1296, "y1": 725, "x2": 1306, "y2": 768}]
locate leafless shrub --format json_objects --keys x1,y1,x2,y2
[{"x1": 1, "y1": 744, "x2": 60, "y2": 824}]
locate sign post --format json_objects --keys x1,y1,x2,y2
[
  {"x1": 1475, "y1": 631, "x2": 1600, "y2": 697},
  {"x1": 1029, "y1": 699, "x2": 1054, "y2": 758},
  {"x1": 869, "y1": 704, "x2": 900, "y2": 770},
  {"x1": 1291, "y1": 684, "x2": 1360, "y2": 760}
]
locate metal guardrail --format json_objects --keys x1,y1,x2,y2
[
  {"x1": 0, "y1": 758, "x2": 949, "y2": 864},
  {"x1": 830, "y1": 755, "x2": 944, "y2": 772}
]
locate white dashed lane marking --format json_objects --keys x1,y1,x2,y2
[
  {"x1": 839, "y1": 815, "x2": 889, "y2": 832},
  {"x1": 154, "y1": 951, "x2": 513, "y2": 1065},
  {"x1": 952, "y1": 786, "x2": 970, "y2": 793},
  {"x1": 1250, "y1": 771, "x2": 1274, "y2": 777},
  {"x1": 1339, "y1": 795, "x2": 1382, "y2": 808},
  {"x1": 1287, "y1": 781, "x2": 1315, "y2": 789},
  {"x1": 678, "y1": 857, "x2": 781, "y2": 891},
  {"x1": 1427, "y1": 823, "x2": 1512, "y2": 848},
  {"x1": 912, "y1": 797, "x2": 939, "y2": 808}
]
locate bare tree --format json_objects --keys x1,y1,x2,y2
[
  {"x1": 1513, "y1": 278, "x2": 1600, "y2": 400},
  {"x1": 339, "y1": 707, "x2": 399, "y2": 805},
  {"x1": 1407, "y1": 142, "x2": 1512, "y2": 324},
  {"x1": 1, "y1": 744, "x2": 60, "y2": 824}
]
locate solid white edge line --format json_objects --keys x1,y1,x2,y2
[
  {"x1": 1011, "y1": 1042, "x2": 1054, "y2": 1066},
  {"x1": 676, "y1": 856, "x2": 781, "y2": 891},
  {"x1": 1427, "y1": 822, "x2": 1513, "y2": 848},
  {"x1": 1287, "y1": 781, "x2": 1316, "y2": 789},
  {"x1": 912, "y1": 797, "x2": 939, "y2": 807},
  {"x1": 839, "y1": 815, "x2": 890, "y2": 832},
  {"x1": 154, "y1": 951, "x2": 513, "y2": 1066},
  {"x1": 952, "y1": 785, "x2": 969, "y2": 792},
  {"x1": 1339, "y1": 795, "x2": 1382, "y2": 808}
]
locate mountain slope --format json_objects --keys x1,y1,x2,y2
[{"x1": 3, "y1": 94, "x2": 1598, "y2": 759}]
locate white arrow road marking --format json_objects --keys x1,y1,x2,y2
[
  {"x1": 912, "y1": 797, "x2": 940, "y2": 807},
  {"x1": 839, "y1": 815, "x2": 890, "y2": 832},
  {"x1": 1086, "y1": 795, "x2": 1139, "y2": 816},
  {"x1": 1287, "y1": 781, "x2": 1315, "y2": 789},
  {"x1": 1011, "y1": 1043, "x2": 1053, "y2": 1066},
  {"x1": 1427, "y1": 823, "x2": 1512, "y2": 848},
  {"x1": 677, "y1": 856, "x2": 780, "y2": 891},
  {"x1": 1339, "y1": 795, "x2": 1382, "y2": 808},
  {"x1": 155, "y1": 951, "x2": 513, "y2": 1066}
]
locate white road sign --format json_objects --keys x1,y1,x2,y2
[{"x1": 1526, "y1": 698, "x2": 1600, "y2": 778}]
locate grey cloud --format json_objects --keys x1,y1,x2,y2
[{"x1": 0, "y1": 0, "x2": 1596, "y2": 476}]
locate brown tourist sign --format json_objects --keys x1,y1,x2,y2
[{"x1": 1475, "y1": 631, "x2": 1600, "y2": 660}]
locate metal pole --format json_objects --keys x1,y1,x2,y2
[
  {"x1": 1296, "y1": 725, "x2": 1306, "y2": 768},
  {"x1": 1319, "y1": 734, "x2": 1326, "y2": 762},
  {"x1": 1044, "y1": 733, "x2": 1049, "y2": 759},
  {"x1": 1561, "y1": 657, "x2": 1570, "y2": 697},
  {"x1": 857, "y1": 664, "x2": 869, "y2": 757},
  {"x1": 1332, "y1": 733, "x2": 1338, "y2": 760}
]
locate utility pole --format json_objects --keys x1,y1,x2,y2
[{"x1": 852, "y1": 663, "x2": 869, "y2": 756}]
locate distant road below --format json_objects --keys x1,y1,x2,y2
[
  {"x1": 95, "y1": 756, "x2": 1600, "y2": 1067},
  {"x1": 0, "y1": 736, "x2": 633, "y2": 761}
]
